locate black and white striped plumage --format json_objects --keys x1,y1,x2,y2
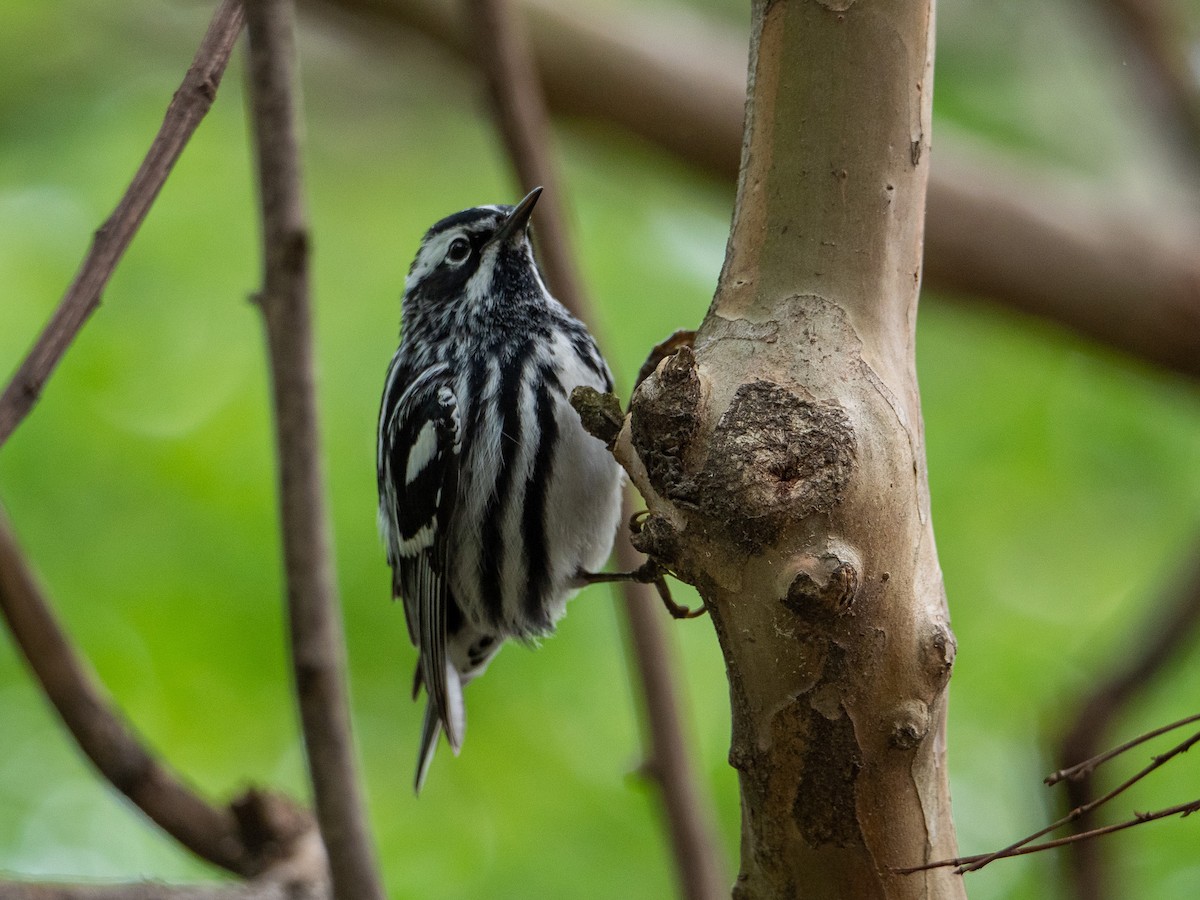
[{"x1": 377, "y1": 189, "x2": 623, "y2": 791}]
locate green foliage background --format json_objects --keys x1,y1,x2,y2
[{"x1": 2, "y1": 1, "x2": 1200, "y2": 897}]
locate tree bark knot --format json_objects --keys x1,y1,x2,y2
[
  {"x1": 569, "y1": 385, "x2": 624, "y2": 449},
  {"x1": 230, "y1": 788, "x2": 317, "y2": 875},
  {"x1": 783, "y1": 552, "x2": 860, "y2": 619},
  {"x1": 630, "y1": 350, "x2": 856, "y2": 554}
]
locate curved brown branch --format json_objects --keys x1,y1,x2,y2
[
  {"x1": 0, "y1": 0, "x2": 245, "y2": 449},
  {"x1": 461, "y1": 2, "x2": 728, "y2": 895},
  {"x1": 305, "y1": 0, "x2": 1200, "y2": 381},
  {"x1": 0, "y1": 509, "x2": 313, "y2": 877},
  {"x1": 242, "y1": 2, "x2": 386, "y2": 899},
  {"x1": 926, "y1": 156, "x2": 1200, "y2": 379}
]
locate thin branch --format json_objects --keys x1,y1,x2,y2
[
  {"x1": 242, "y1": 3, "x2": 386, "y2": 899},
  {"x1": 0, "y1": 0, "x2": 245, "y2": 449},
  {"x1": 1051, "y1": 547, "x2": 1200, "y2": 899},
  {"x1": 894, "y1": 798, "x2": 1200, "y2": 875},
  {"x1": 1048, "y1": 711, "x2": 1200, "y2": 785},
  {"x1": 895, "y1": 723, "x2": 1200, "y2": 876},
  {"x1": 306, "y1": 0, "x2": 1200, "y2": 381},
  {"x1": 956, "y1": 727, "x2": 1200, "y2": 874},
  {"x1": 0, "y1": 508, "x2": 313, "y2": 877},
  {"x1": 460, "y1": 2, "x2": 728, "y2": 896}
]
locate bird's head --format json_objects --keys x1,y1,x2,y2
[{"x1": 402, "y1": 187, "x2": 544, "y2": 317}]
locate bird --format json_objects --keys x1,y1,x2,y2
[{"x1": 376, "y1": 188, "x2": 624, "y2": 792}]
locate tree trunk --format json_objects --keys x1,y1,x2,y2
[{"x1": 614, "y1": 1, "x2": 962, "y2": 896}]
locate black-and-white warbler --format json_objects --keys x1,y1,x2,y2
[{"x1": 377, "y1": 188, "x2": 624, "y2": 791}]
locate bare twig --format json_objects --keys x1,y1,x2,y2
[
  {"x1": 1052, "y1": 548, "x2": 1200, "y2": 899},
  {"x1": 306, "y1": 0, "x2": 1200, "y2": 381},
  {"x1": 461, "y1": 3, "x2": 727, "y2": 896},
  {"x1": 1048, "y1": 711, "x2": 1200, "y2": 786},
  {"x1": 0, "y1": 508, "x2": 314, "y2": 877},
  {"x1": 957, "y1": 727, "x2": 1200, "y2": 874},
  {"x1": 0, "y1": 0, "x2": 245, "y2": 448},
  {"x1": 894, "y1": 798, "x2": 1200, "y2": 875},
  {"x1": 895, "y1": 723, "x2": 1200, "y2": 876},
  {"x1": 242, "y1": 3, "x2": 386, "y2": 899}
]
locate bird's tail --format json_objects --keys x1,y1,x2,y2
[{"x1": 413, "y1": 657, "x2": 465, "y2": 794}]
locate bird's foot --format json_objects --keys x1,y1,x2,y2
[{"x1": 579, "y1": 561, "x2": 706, "y2": 619}]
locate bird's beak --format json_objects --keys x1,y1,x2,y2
[{"x1": 492, "y1": 186, "x2": 542, "y2": 245}]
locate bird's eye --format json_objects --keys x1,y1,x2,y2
[{"x1": 445, "y1": 237, "x2": 471, "y2": 264}]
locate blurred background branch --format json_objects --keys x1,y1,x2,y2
[
  {"x1": 461, "y1": 1, "x2": 728, "y2": 896},
  {"x1": 307, "y1": 0, "x2": 1200, "y2": 381},
  {"x1": 0, "y1": 875, "x2": 327, "y2": 900}
]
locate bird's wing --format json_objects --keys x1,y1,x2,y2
[{"x1": 378, "y1": 360, "x2": 464, "y2": 752}]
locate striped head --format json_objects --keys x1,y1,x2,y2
[{"x1": 401, "y1": 188, "x2": 549, "y2": 341}]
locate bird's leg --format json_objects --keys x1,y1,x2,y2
[{"x1": 579, "y1": 560, "x2": 706, "y2": 620}]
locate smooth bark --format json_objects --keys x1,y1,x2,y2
[{"x1": 606, "y1": 2, "x2": 962, "y2": 896}]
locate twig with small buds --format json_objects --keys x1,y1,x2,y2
[
  {"x1": 1054, "y1": 548, "x2": 1200, "y2": 900},
  {"x1": 0, "y1": 0, "x2": 244, "y2": 448},
  {"x1": 462, "y1": 2, "x2": 729, "y2": 897},
  {"x1": 895, "y1": 798, "x2": 1200, "y2": 875},
  {"x1": 242, "y1": 2, "x2": 386, "y2": 898},
  {"x1": 894, "y1": 720, "x2": 1200, "y2": 875},
  {"x1": 1049, "y1": 711, "x2": 1200, "y2": 786}
]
